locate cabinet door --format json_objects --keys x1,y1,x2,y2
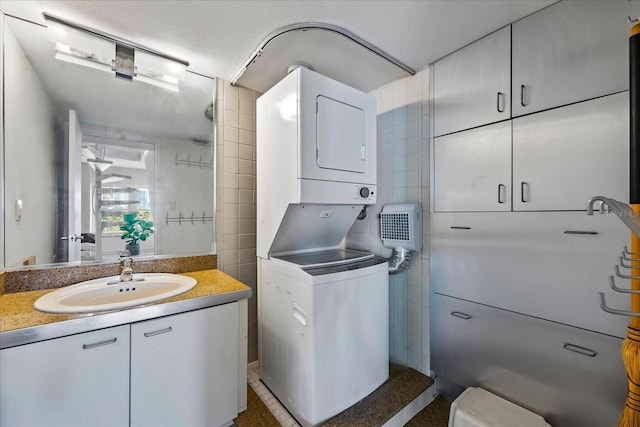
[
  {"x1": 513, "y1": 92, "x2": 629, "y2": 211},
  {"x1": 512, "y1": 0, "x2": 635, "y2": 116},
  {"x1": 431, "y1": 211, "x2": 631, "y2": 337},
  {"x1": 131, "y1": 303, "x2": 239, "y2": 427},
  {"x1": 0, "y1": 325, "x2": 129, "y2": 427},
  {"x1": 434, "y1": 121, "x2": 511, "y2": 212},
  {"x1": 431, "y1": 293, "x2": 626, "y2": 427},
  {"x1": 433, "y1": 26, "x2": 510, "y2": 137}
]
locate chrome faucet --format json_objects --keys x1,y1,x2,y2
[
  {"x1": 106, "y1": 250, "x2": 144, "y2": 285},
  {"x1": 119, "y1": 251, "x2": 134, "y2": 282}
]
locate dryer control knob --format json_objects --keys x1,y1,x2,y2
[{"x1": 359, "y1": 187, "x2": 370, "y2": 198}]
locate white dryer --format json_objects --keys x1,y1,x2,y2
[{"x1": 256, "y1": 67, "x2": 387, "y2": 426}]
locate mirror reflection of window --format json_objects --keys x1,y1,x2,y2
[
  {"x1": 2, "y1": 13, "x2": 215, "y2": 268},
  {"x1": 82, "y1": 140, "x2": 155, "y2": 261}
]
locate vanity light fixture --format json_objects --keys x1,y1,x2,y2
[{"x1": 43, "y1": 13, "x2": 189, "y2": 92}]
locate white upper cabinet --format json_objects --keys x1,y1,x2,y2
[
  {"x1": 512, "y1": 1, "x2": 635, "y2": 117},
  {"x1": 513, "y1": 92, "x2": 629, "y2": 211},
  {"x1": 434, "y1": 121, "x2": 511, "y2": 212},
  {"x1": 433, "y1": 26, "x2": 511, "y2": 137}
]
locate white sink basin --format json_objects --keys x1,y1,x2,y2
[{"x1": 34, "y1": 273, "x2": 197, "y2": 314}]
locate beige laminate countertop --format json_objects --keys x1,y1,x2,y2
[{"x1": 0, "y1": 269, "x2": 251, "y2": 349}]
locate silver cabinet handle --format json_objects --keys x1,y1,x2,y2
[
  {"x1": 520, "y1": 84, "x2": 527, "y2": 107},
  {"x1": 497, "y1": 92, "x2": 505, "y2": 113},
  {"x1": 450, "y1": 226, "x2": 471, "y2": 230},
  {"x1": 498, "y1": 184, "x2": 506, "y2": 204},
  {"x1": 450, "y1": 311, "x2": 473, "y2": 320},
  {"x1": 520, "y1": 182, "x2": 529, "y2": 203},
  {"x1": 563, "y1": 230, "x2": 598, "y2": 235},
  {"x1": 563, "y1": 343, "x2": 597, "y2": 358},
  {"x1": 144, "y1": 326, "x2": 173, "y2": 338},
  {"x1": 82, "y1": 337, "x2": 117, "y2": 350}
]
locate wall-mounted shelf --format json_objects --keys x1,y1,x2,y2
[
  {"x1": 165, "y1": 211, "x2": 214, "y2": 225},
  {"x1": 175, "y1": 154, "x2": 213, "y2": 169}
]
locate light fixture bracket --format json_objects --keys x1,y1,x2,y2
[
  {"x1": 114, "y1": 44, "x2": 135, "y2": 81},
  {"x1": 43, "y1": 12, "x2": 189, "y2": 91}
]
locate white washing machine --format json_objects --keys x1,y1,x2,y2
[
  {"x1": 256, "y1": 67, "x2": 386, "y2": 426},
  {"x1": 258, "y1": 249, "x2": 388, "y2": 427}
]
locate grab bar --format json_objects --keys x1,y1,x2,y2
[
  {"x1": 624, "y1": 245, "x2": 640, "y2": 256},
  {"x1": 615, "y1": 265, "x2": 640, "y2": 280},
  {"x1": 598, "y1": 292, "x2": 640, "y2": 317},
  {"x1": 619, "y1": 257, "x2": 639, "y2": 269},
  {"x1": 621, "y1": 252, "x2": 640, "y2": 262},
  {"x1": 609, "y1": 276, "x2": 640, "y2": 294},
  {"x1": 587, "y1": 196, "x2": 640, "y2": 238}
]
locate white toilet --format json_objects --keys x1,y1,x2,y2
[{"x1": 449, "y1": 387, "x2": 551, "y2": 427}]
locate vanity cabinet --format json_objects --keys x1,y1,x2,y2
[
  {"x1": 433, "y1": 25, "x2": 511, "y2": 137},
  {"x1": 0, "y1": 301, "x2": 245, "y2": 427},
  {"x1": 0, "y1": 325, "x2": 130, "y2": 427},
  {"x1": 433, "y1": 92, "x2": 628, "y2": 213},
  {"x1": 431, "y1": 293, "x2": 627, "y2": 427},
  {"x1": 131, "y1": 302, "x2": 239, "y2": 427},
  {"x1": 511, "y1": 0, "x2": 634, "y2": 117}
]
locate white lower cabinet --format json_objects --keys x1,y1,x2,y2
[
  {"x1": 0, "y1": 325, "x2": 130, "y2": 427},
  {"x1": 431, "y1": 211, "x2": 630, "y2": 337},
  {"x1": 131, "y1": 303, "x2": 239, "y2": 427},
  {"x1": 431, "y1": 293, "x2": 627, "y2": 427},
  {"x1": 0, "y1": 302, "x2": 243, "y2": 427}
]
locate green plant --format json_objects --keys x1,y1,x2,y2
[{"x1": 120, "y1": 212, "x2": 154, "y2": 246}]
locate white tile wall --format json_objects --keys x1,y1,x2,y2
[
  {"x1": 345, "y1": 67, "x2": 431, "y2": 376},
  {"x1": 217, "y1": 68, "x2": 431, "y2": 369}
]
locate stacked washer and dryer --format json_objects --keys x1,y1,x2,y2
[{"x1": 256, "y1": 66, "x2": 387, "y2": 426}]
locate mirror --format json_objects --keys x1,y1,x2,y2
[{"x1": 2, "y1": 13, "x2": 216, "y2": 268}]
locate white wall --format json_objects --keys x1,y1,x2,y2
[
  {"x1": 155, "y1": 137, "x2": 215, "y2": 256},
  {"x1": 3, "y1": 23, "x2": 58, "y2": 267},
  {"x1": 345, "y1": 68, "x2": 431, "y2": 375}
]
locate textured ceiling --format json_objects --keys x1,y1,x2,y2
[{"x1": 1, "y1": 0, "x2": 556, "y2": 90}]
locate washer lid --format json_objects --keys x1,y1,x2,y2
[
  {"x1": 273, "y1": 248, "x2": 374, "y2": 269},
  {"x1": 269, "y1": 204, "x2": 362, "y2": 255}
]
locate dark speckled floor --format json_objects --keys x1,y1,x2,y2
[
  {"x1": 406, "y1": 396, "x2": 451, "y2": 426},
  {"x1": 237, "y1": 363, "x2": 450, "y2": 426}
]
